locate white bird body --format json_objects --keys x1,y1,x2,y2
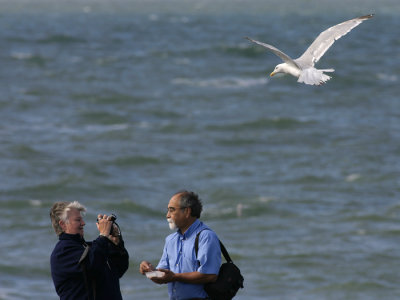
[{"x1": 246, "y1": 14, "x2": 373, "y2": 85}]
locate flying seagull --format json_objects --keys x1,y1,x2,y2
[{"x1": 245, "y1": 14, "x2": 373, "y2": 85}]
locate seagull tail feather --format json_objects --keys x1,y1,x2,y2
[{"x1": 298, "y1": 68, "x2": 333, "y2": 85}]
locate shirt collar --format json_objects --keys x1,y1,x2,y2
[
  {"x1": 178, "y1": 219, "x2": 201, "y2": 239},
  {"x1": 59, "y1": 232, "x2": 85, "y2": 242}
]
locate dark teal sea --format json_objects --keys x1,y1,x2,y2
[{"x1": 0, "y1": 0, "x2": 399, "y2": 299}]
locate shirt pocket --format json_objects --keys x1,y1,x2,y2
[{"x1": 181, "y1": 253, "x2": 198, "y2": 272}]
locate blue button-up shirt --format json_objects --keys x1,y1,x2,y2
[{"x1": 157, "y1": 219, "x2": 221, "y2": 300}]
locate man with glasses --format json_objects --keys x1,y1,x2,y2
[{"x1": 139, "y1": 190, "x2": 221, "y2": 300}]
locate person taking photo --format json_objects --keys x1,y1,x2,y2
[{"x1": 50, "y1": 201, "x2": 129, "y2": 300}]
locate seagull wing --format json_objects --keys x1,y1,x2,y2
[
  {"x1": 296, "y1": 14, "x2": 373, "y2": 67},
  {"x1": 245, "y1": 37, "x2": 301, "y2": 69}
]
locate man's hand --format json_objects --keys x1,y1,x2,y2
[
  {"x1": 150, "y1": 269, "x2": 175, "y2": 284},
  {"x1": 139, "y1": 261, "x2": 155, "y2": 275}
]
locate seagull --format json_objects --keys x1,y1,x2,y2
[{"x1": 245, "y1": 14, "x2": 373, "y2": 85}]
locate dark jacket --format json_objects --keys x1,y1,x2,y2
[{"x1": 50, "y1": 233, "x2": 129, "y2": 300}]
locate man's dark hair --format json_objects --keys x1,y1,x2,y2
[{"x1": 175, "y1": 190, "x2": 203, "y2": 218}]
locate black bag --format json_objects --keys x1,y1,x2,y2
[{"x1": 195, "y1": 230, "x2": 244, "y2": 300}]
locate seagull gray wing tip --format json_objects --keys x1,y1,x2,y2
[{"x1": 359, "y1": 14, "x2": 374, "y2": 20}]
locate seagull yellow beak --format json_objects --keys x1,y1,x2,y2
[{"x1": 270, "y1": 72, "x2": 276, "y2": 77}]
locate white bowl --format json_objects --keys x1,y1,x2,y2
[{"x1": 145, "y1": 271, "x2": 165, "y2": 278}]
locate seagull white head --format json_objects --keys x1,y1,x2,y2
[
  {"x1": 246, "y1": 14, "x2": 373, "y2": 86},
  {"x1": 270, "y1": 63, "x2": 300, "y2": 78},
  {"x1": 270, "y1": 64, "x2": 283, "y2": 77}
]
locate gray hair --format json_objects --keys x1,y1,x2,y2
[
  {"x1": 50, "y1": 201, "x2": 86, "y2": 235},
  {"x1": 175, "y1": 190, "x2": 203, "y2": 218}
]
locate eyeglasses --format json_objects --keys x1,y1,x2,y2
[{"x1": 167, "y1": 206, "x2": 187, "y2": 213}]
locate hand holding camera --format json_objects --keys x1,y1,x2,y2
[{"x1": 96, "y1": 214, "x2": 121, "y2": 245}]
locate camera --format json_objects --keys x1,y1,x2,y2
[
  {"x1": 97, "y1": 214, "x2": 116, "y2": 222},
  {"x1": 97, "y1": 214, "x2": 120, "y2": 236},
  {"x1": 109, "y1": 214, "x2": 117, "y2": 222},
  {"x1": 108, "y1": 214, "x2": 119, "y2": 236}
]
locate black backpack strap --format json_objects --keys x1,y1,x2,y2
[
  {"x1": 219, "y1": 240, "x2": 232, "y2": 263},
  {"x1": 195, "y1": 229, "x2": 233, "y2": 264}
]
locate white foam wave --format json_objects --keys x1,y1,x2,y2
[
  {"x1": 29, "y1": 199, "x2": 42, "y2": 206},
  {"x1": 258, "y1": 196, "x2": 277, "y2": 203},
  {"x1": 84, "y1": 124, "x2": 129, "y2": 132},
  {"x1": 171, "y1": 76, "x2": 268, "y2": 89},
  {"x1": 148, "y1": 14, "x2": 159, "y2": 21},
  {"x1": 83, "y1": 6, "x2": 92, "y2": 13},
  {"x1": 346, "y1": 173, "x2": 361, "y2": 182},
  {"x1": 57, "y1": 124, "x2": 130, "y2": 135},
  {"x1": 11, "y1": 51, "x2": 33, "y2": 60},
  {"x1": 377, "y1": 73, "x2": 397, "y2": 82}
]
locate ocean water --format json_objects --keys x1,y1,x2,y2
[{"x1": 0, "y1": 0, "x2": 399, "y2": 299}]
